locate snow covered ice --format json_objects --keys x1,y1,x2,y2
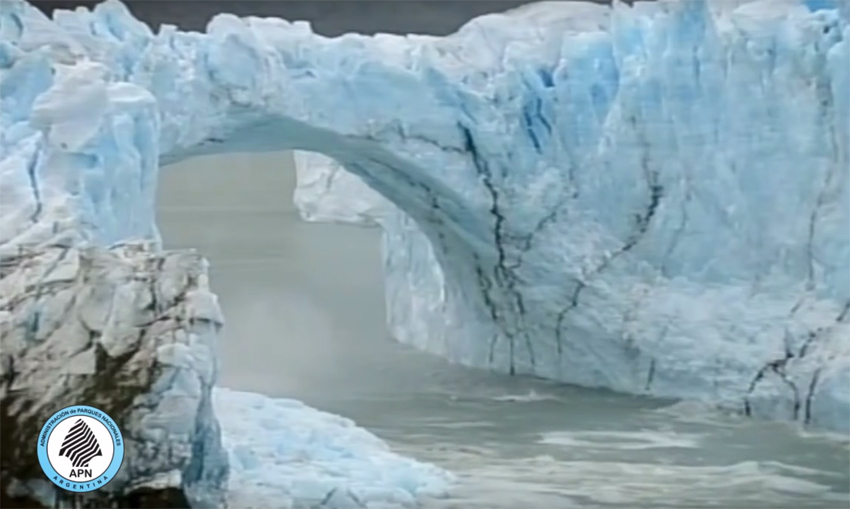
[{"x1": 1, "y1": 0, "x2": 849, "y2": 504}]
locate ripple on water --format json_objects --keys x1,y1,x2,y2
[
  {"x1": 421, "y1": 454, "x2": 848, "y2": 509},
  {"x1": 490, "y1": 389, "x2": 560, "y2": 403},
  {"x1": 538, "y1": 429, "x2": 703, "y2": 450}
]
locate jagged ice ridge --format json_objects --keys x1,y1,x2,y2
[{"x1": 0, "y1": 3, "x2": 847, "y2": 486}]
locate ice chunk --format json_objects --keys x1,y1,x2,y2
[
  {"x1": 215, "y1": 388, "x2": 453, "y2": 508},
  {"x1": 1, "y1": 0, "x2": 848, "y2": 436}
]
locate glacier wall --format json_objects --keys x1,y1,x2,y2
[
  {"x1": 1, "y1": 0, "x2": 848, "y2": 433},
  {"x1": 292, "y1": 151, "x2": 392, "y2": 226}
]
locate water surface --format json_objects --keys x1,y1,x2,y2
[{"x1": 159, "y1": 152, "x2": 849, "y2": 509}]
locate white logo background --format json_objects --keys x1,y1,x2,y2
[{"x1": 47, "y1": 415, "x2": 115, "y2": 483}]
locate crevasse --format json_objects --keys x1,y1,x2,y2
[{"x1": 1, "y1": 0, "x2": 848, "y2": 433}]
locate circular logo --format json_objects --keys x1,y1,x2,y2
[{"x1": 37, "y1": 405, "x2": 124, "y2": 492}]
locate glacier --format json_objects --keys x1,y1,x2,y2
[
  {"x1": 0, "y1": 2, "x2": 848, "y2": 505},
  {"x1": 290, "y1": 1, "x2": 850, "y2": 434}
]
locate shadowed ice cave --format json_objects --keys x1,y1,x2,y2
[{"x1": 1, "y1": 0, "x2": 848, "y2": 436}]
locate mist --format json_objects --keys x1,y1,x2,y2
[{"x1": 157, "y1": 151, "x2": 394, "y2": 400}]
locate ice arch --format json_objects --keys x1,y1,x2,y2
[{"x1": 1, "y1": 0, "x2": 848, "y2": 432}]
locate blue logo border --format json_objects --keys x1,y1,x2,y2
[{"x1": 37, "y1": 405, "x2": 125, "y2": 493}]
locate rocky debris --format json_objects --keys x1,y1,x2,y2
[{"x1": 0, "y1": 241, "x2": 228, "y2": 508}]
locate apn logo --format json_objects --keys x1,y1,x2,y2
[
  {"x1": 59, "y1": 419, "x2": 103, "y2": 472},
  {"x1": 37, "y1": 405, "x2": 124, "y2": 492}
]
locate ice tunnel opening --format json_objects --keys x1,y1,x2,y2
[{"x1": 153, "y1": 113, "x2": 530, "y2": 380}]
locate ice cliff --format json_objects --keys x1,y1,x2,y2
[
  {"x1": 0, "y1": 2, "x2": 847, "y2": 483},
  {"x1": 0, "y1": 243, "x2": 228, "y2": 507}
]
